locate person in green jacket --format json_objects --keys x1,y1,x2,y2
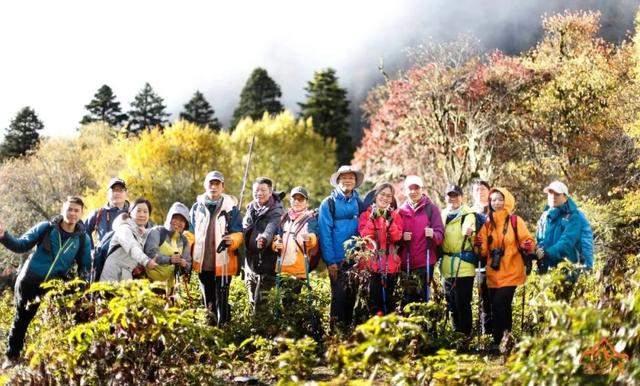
[{"x1": 440, "y1": 185, "x2": 478, "y2": 336}]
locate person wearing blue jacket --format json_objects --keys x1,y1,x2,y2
[
  {"x1": 318, "y1": 165, "x2": 365, "y2": 332},
  {"x1": 0, "y1": 196, "x2": 91, "y2": 367},
  {"x1": 535, "y1": 181, "x2": 592, "y2": 273},
  {"x1": 576, "y1": 210, "x2": 594, "y2": 269}
]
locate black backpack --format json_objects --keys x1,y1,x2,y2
[{"x1": 92, "y1": 230, "x2": 117, "y2": 281}]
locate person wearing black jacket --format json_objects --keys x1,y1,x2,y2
[{"x1": 242, "y1": 177, "x2": 284, "y2": 312}]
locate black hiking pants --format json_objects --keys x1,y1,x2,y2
[
  {"x1": 444, "y1": 276, "x2": 474, "y2": 335},
  {"x1": 198, "y1": 272, "x2": 231, "y2": 326},
  {"x1": 479, "y1": 273, "x2": 493, "y2": 335},
  {"x1": 489, "y1": 285, "x2": 517, "y2": 345},
  {"x1": 329, "y1": 265, "x2": 357, "y2": 332},
  {"x1": 369, "y1": 273, "x2": 398, "y2": 316},
  {"x1": 6, "y1": 276, "x2": 45, "y2": 359}
]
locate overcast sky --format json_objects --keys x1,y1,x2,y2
[{"x1": 0, "y1": 0, "x2": 636, "y2": 139}]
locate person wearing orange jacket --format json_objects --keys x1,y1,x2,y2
[
  {"x1": 358, "y1": 182, "x2": 403, "y2": 316},
  {"x1": 475, "y1": 187, "x2": 535, "y2": 345},
  {"x1": 273, "y1": 186, "x2": 319, "y2": 285}
]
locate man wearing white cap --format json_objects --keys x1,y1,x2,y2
[
  {"x1": 535, "y1": 181, "x2": 593, "y2": 273},
  {"x1": 190, "y1": 171, "x2": 243, "y2": 326}
]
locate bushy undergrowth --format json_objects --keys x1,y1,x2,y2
[{"x1": 0, "y1": 250, "x2": 637, "y2": 385}]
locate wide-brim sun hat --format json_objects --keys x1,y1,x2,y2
[{"x1": 330, "y1": 165, "x2": 364, "y2": 188}]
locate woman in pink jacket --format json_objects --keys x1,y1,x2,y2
[
  {"x1": 398, "y1": 175, "x2": 445, "y2": 304},
  {"x1": 358, "y1": 182, "x2": 403, "y2": 315}
]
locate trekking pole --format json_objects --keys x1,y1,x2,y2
[
  {"x1": 302, "y1": 240, "x2": 320, "y2": 340},
  {"x1": 274, "y1": 236, "x2": 284, "y2": 318},
  {"x1": 238, "y1": 135, "x2": 256, "y2": 212},
  {"x1": 377, "y1": 250, "x2": 387, "y2": 315},
  {"x1": 521, "y1": 283, "x2": 526, "y2": 334},
  {"x1": 252, "y1": 249, "x2": 263, "y2": 315},
  {"x1": 425, "y1": 239, "x2": 431, "y2": 302},
  {"x1": 182, "y1": 269, "x2": 194, "y2": 308},
  {"x1": 403, "y1": 240, "x2": 411, "y2": 304},
  {"x1": 89, "y1": 249, "x2": 96, "y2": 284}
]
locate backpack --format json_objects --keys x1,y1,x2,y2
[{"x1": 92, "y1": 230, "x2": 117, "y2": 282}]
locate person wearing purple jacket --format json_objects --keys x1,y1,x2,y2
[{"x1": 398, "y1": 175, "x2": 444, "y2": 303}]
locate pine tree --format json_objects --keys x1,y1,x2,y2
[
  {"x1": 0, "y1": 106, "x2": 44, "y2": 159},
  {"x1": 230, "y1": 68, "x2": 284, "y2": 130},
  {"x1": 127, "y1": 82, "x2": 170, "y2": 135},
  {"x1": 80, "y1": 84, "x2": 128, "y2": 127},
  {"x1": 298, "y1": 68, "x2": 354, "y2": 164},
  {"x1": 179, "y1": 91, "x2": 221, "y2": 131}
]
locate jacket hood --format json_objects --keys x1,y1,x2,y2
[
  {"x1": 51, "y1": 215, "x2": 86, "y2": 234},
  {"x1": 400, "y1": 194, "x2": 430, "y2": 213},
  {"x1": 197, "y1": 193, "x2": 239, "y2": 212},
  {"x1": 164, "y1": 202, "x2": 191, "y2": 230},
  {"x1": 112, "y1": 212, "x2": 140, "y2": 233},
  {"x1": 103, "y1": 200, "x2": 130, "y2": 211},
  {"x1": 489, "y1": 187, "x2": 516, "y2": 214},
  {"x1": 331, "y1": 188, "x2": 360, "y2": 201}
]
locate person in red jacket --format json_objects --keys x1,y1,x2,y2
[{"x1": 358, "y1": 182, "x2": 403, "y2": 315}]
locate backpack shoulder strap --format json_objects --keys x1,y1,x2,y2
[
  {"x1": 510, "y1": 215, "x2": 521, "y2": 243},
  {"x1": 38, "y1": 222, "x2": 54, "y2": 251},
  {"x1": 75, "y1": 233, "x2": 86, "y2": 262},
  {"x1": 327, "y1": 196, "x2": 336, "y2": 219},
  {"x1": 357, "y1": 197, "x2": 366, "y2": 214},
  {"x1": 158, "y1": 228, "x2": 168, "y2": 246},
  {"x1": 95, "y1": 208, "x2": 105, "y2": 228},
  {"x1": 423, "y1": 202, "x2": 433, "y2": 220}
]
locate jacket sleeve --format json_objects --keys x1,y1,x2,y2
[
  {"x1": 305, "y1": 217, "x2": 319, "y2": 249},
  {"x1": 535, "y1": 212, "x2": 546, "y2": 245},
  {"x1": 144, "y1": 228, "x2": 171, "y2": 265},
  {"x1": 429, "y1": 204, "x2": 445, "y2": 246},
  {"x1": 76, "y1": 233, "x2": 92, "y2": 280},
  {"x1": 258, "y1": 206, "x2": 283, "y2": 245},
  {"x1": 578, "y1": 211, "x2": 594, "y2": 269},
  {"x1": 318, "y1": 199, "x2": 336, "y2": 264},
  {"x1": 189, "y1": 204, "x2": 197, "y2": 233},
  {"x1": 461, "y1": 213, "x2": 476, "y2": 238},
  {"x1": 545, "y1": 213, "x2": 580, "y2": 261},
  {"x1": 115, "y1": 226, "x2": 150, "y2": 266},
  {"x1": 229, "y1": 207, "x2": 243, "y2": 233},
  {"x1": 228, "y1": 232, "x2": 243, "y2": 252},
  {"x1": 181, "y1": 234, "x2": 192, "y2": 272},
  {"x1": 0, "y1": 222, "x2": 49, "y2": 254},
  {"x1": 515, "y1": 216, "x2": 536, "y2": 252},
  {"x1": 389, "y1": 211, "x2": 403, "y2": 243},
  {"x1": 358, "y1": 211, "x2": 376, "y2": 238},
  {"x1": 478, "y1": 225, "x2": 490, "y2": 265},
  {"x1": 85, "y1": 210, "x2": 98, "y2": 248}
]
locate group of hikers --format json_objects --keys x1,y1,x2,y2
[{"x1": 0, "y1": 165, "x2": 594, "y2": 367}]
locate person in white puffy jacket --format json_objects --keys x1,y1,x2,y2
[{"x1": 100, "y1": 198, "x2": 158, "y2": 282}]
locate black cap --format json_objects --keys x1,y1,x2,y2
[
  {"x1": 290, "y1": 186, "x2": 309, "y2": 200},
  {"x1": 108, "y1": 177, "x2": 127, "y2": 190},
  {"x1": 445, "y1": 184, "x2": 463, "y2": 196}
]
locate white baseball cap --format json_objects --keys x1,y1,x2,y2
[
  {"x1": 403, "y1": 175, "x2": 424, "y2": 189},
  {"x1": 543, "y1": 181, "x2": 569, "y2": 195}
]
